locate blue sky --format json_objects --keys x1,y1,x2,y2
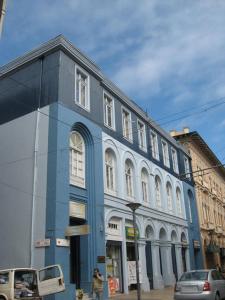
[{"x1": 1, "y1": 0, "x2": 225, "y2": 162}]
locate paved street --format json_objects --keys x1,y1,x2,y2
[{"x1": 109, "y1": 287, "x2": 174, "y2": 300}]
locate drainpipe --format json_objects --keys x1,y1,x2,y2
[{"x1": 30, "y1": 57, "x2": 43, "y2": 267}]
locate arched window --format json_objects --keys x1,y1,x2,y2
[
  {"x1": 176, "y1": 187, "x2": 182, "y2": 216},
  {"x1": 141, "y1": 168, "x2": 149, "y2": 203},
  {"x1": 188, "y1": 190, "x2": 193, "y2": 223},
  {"x1": 125, "y1": 159, "x2": 134, "y2": 198},
  {"x1": 155, "y1": 176, "x2": 162, "y2": 207},
  {"x1": 105, "y1": 149, "x2": 116, "y2": 193},
  {"x1": 70, "y1": 131, "x2": 85, "y2": 187},
  {"x1": 166, "y1": 182, "x2": 173, "y2": 211}
]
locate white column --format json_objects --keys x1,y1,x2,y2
[
  {"x1": 162, "y1": 242, "x2": 176, "y2": 285},
  {"x1": 121, "y1": 218, "x2": 129, "y2": 294},
  {"x1": 151, "y1": 241, "x2": 164, "y2": 289},
  {"x1": 175, "y1": 244, "x2": 183, "y2": 279},
  {"x1": 139, "y1": 239, "x2": 150, "y2": 292},
  {"x1": 185, "y1": 246, "x2": 191, "y2": 271}
]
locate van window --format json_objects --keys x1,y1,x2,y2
[
  {"x1": 0, "y1": 272, "x2": 9, "y2": 284},
  {"x1": 14, "y1": 270, "x2": 38, "y2": 298},
  {"x1": 39, "y1": 266, "x2": 60, "y2": 281}
]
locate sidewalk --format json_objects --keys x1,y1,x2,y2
[{"x1": 109, "y1": 287, "x2": 174, "y2": 300}]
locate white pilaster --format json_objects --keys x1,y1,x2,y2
[
  {"x1": 151, "y1": 241, "x2": 164, "y2": 289},
  {"x1": 139, "y1": 239, "x2": 150, "y2": 292},
  {"x1": 175, "y1": 244, "x2": 183, "y2": 279},
  {"x1": 122, "y1": 217, "x2": 129, "y2": 294}
]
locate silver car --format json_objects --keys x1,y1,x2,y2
[{"x1": 174, "y1": 269, "x2": 225, "y2": 300}]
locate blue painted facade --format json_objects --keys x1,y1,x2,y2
[
  {"x1": 0, "y1": 35, "x2": 204, "y2": 299},
  {"x1": 182, "y1": 182, "x2": 204, "y2": 270},
  {"x1": 44, "y1": 103, "x2": 106, "y2": 300}
]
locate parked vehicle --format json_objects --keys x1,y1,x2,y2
[
  {"x1": 174, "y1": 269, "x2": 225, "y2": 300},
  {"x1": 0, "y1": 264, "x2": 65, "y2": 300}
]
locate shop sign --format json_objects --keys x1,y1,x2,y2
[
  {"x1": 97, "y1": 256, "x2": 106, "y2": 263},
  {"x1": 69, "y1": 201, "x2": 86, "y2": 219},
  {"x1": 193, "y1": 240, "x2": 201, "y2": 249},
  {"x1": 125, "y1": 226, "x2": 140, "y2": 240},
  {"x1": 35, "y1": 239, "x2": 50, "y2": 248},
  {"x1": 56, "y1": 238, "x2": 70, "y2": 247},
  {"x1": 127, "y1": 261, "x2": 142, "y2": 285},
  {"x1": 65, "y1": 224, "x2": 90, "y2": 236}
]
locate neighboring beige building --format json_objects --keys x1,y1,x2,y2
[
  {"x1": 0, "y1": 0, "x2": 6, "y2": 37},
  {"x1": 171, "y1": 128, "x2": 225, "y2": 269}
]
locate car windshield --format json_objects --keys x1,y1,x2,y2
[{"x1": 180, "y1": 271, "x2": 208, "y2": 281}]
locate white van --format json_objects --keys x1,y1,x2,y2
[{"x1": 0, "y1": 265, "x2": 65, "y2": 300}]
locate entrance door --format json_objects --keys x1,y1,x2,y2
[
  {"x1": 70, "y1": 235, "x2": 80, "y2": 287},
  {"x1": 171, "y1": 244, "x2": 178, "y2": 280},
  {"x1": 181, "y1": 247, "x2": 187, "y2": 272},
  {"x1": 145, "y1": 241, "x2": 153, "y2": 289},
  {"x1": 159, "y1": 247, "x2": 163, "y2": 276},
  {"x1": 69, "y1": 217, "x2": 86, "y2": 288},
  {"x1": 106, "y1": 241, "x2": 123, "y2": 294}
]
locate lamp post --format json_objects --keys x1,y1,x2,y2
[{"x1": 126, "y1": 202, "x2": 142, "y2": 300}]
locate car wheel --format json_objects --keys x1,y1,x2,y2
[{"x1": 215, "y1": 293, "x2": 220, "y2": 300}]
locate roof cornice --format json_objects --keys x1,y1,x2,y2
[{"x1": 0, "y1": 35, "x2": 187, "y2": 153}]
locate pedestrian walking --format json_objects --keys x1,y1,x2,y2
[{"x1": 91, "y1": 268, "x2": 104, "y2": 300}]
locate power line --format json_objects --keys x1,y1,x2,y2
[{"x1": 180, "y1": 163, "x2": 225, "y2": 180}]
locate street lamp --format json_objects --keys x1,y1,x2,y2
[{"x1": 126, "y1": 202, "x2": 142, "y2": 300}]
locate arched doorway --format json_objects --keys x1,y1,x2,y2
[
  {"x1": 145, "y1": 225, "x2": 154, "y2": 289},
  {"x1": 171, "y1": 230, "x2": 178, "y2": 280}
]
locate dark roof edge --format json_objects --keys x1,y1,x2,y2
[{"x1": 0, "y1": 34, "x2": 186, "y2": 152}]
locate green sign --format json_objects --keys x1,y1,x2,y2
[{"x1": 125, "y1": 226, "x2": 140, "y2": 240}]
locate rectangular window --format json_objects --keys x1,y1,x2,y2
[
  {"x1": 188, "y1": 198, "x2": 193, "y2": 223},
  {"x1": 161, "y1": 139, "x2": 170, "y2": 167},
  {"x1": 150, "y1": 130, "x2": 159, "y2": 160},
  {"x1": 75, "y1": 66, "x2": 90, "y2": 110},
  {"x1": 137, "y1": 120, "x2": 146, "y2": 151},
  {"x1": 122, "y1": 108, "x2": 133, "y2": 142},
  {"x1": 171, "y1": 148, "x2": 179, "y2": 173},
  {"x1": 103, "y1": 91, "x2": 115, "y2": 129},
  {"x1": 184, "y1": 156, "x2": 191, "y2": 180}
]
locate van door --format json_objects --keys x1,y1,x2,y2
[{"x1": 37, "y1": 265, "x2": 65, "y2": 297}]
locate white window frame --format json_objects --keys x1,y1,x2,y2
[
  {"x1": 75, "y1": 65, "x2": 90, "y2": 111},
  {"x1": 176, "y1": 188, "x2": 182, "y2": 216},
  {"x1": 188, "y1": 196, "x2": 193, "y2": 223},
  {"x1": 150, "y1": 130, "x2": 159, "y2": 160},
  {"x1": 184, "y1": 156, "x2": 191, "y2": 180},
  {"x1": 161, "y1": 139, "x2": 170, "y2": 168},
  {"x1": 122, "y1": 107, "x2": 133, "y2": 142},
  {"x1": 137, "y1": 119, "x2": 147, "y2": 152},
  {"x1": 70, "y1": 131, "x2": 85, "y2": 188},
  {"x1": 103, "y1": 91, "x2": 115, "y2": 130},
  {"x1": 141, "y1": 168, "x2": 149, "y2": 203},
  {"x1": 105, "y1": 149, "x2": 116, "y2": 194},
  {"x1": 166, "y1": 182, "x2": 173, "y2": 211},
  {"x1": 155, "y1": 176, "x2": 162, "y2": 207},
  {"x1": 125, "y1": 160, "x2": 134, "y2": 198},
  {"x1": 171, "y1": 147, "x2": 179, "y2": 173}
]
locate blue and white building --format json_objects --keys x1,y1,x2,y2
[{"x1": 0, "y1": 36, "x2": 202, "y2": 300}]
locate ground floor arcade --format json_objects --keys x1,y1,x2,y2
[{"x1": 105, "y1": 209, "x2": 191, "y2": 296}]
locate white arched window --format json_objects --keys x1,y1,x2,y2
[
  {"x1": 176, "y1": 187, "x2": 182, "y2": 216},
  {"x1": 105, "y1": 149, "x2": 116, "y2": 193},
  {"x1": 166, "y1": 182, "x2": 173, "y2": 211},
  {"x1": 155, "y1": 176, "x2": 162, "y2": 207},
  {"x1": 141, "y1": 168, "x2": 148, "y2": 203},
  {"x1": 125, "y1": 159, "x2": 134, "y2": 198},
  {"x1": 70, "y1": 131, "x2": 85, "y2": 187}
]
